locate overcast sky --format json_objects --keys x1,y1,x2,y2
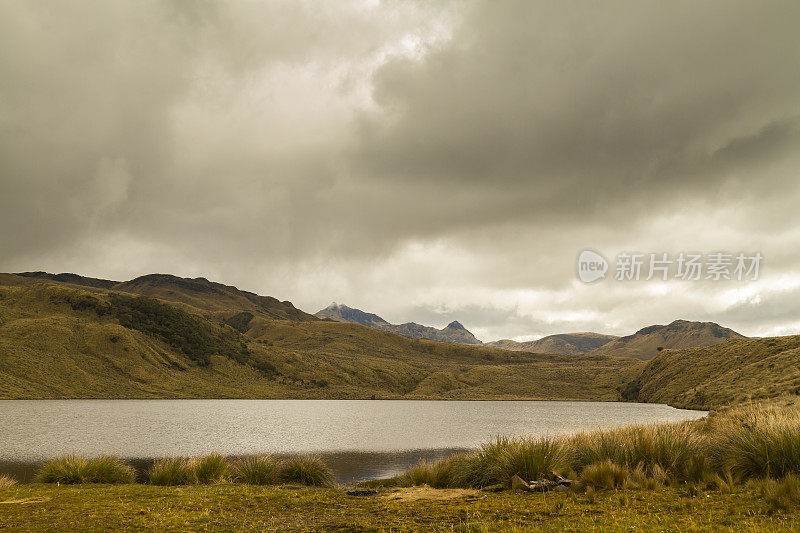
[{"x1": 2, "y1": 0, "x2": 800, "y2": 341}]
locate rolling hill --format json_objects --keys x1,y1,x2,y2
[
  {"x1": 315, "y1": 303, "x2": 482, "y2": 345},
  {"x1": 0, "y1": 273, "x2": 640, "y2": 400},
  {"x1": 485, "y1": 333, "x2": 619, "y2": 355},
  {"x1": 630, "y1": 335, "x2": 800, "y2": 409},
  {"x1": 587, "y1": 319, "x2": 745, "y2": 360}
]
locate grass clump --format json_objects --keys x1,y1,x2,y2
[
  {"x1": 189, "y1": 453, "x2": 228, "y2": 484},
  {"x1": 0, "y1": 474, "x2": 17, "y2": 488},
  {"x1": 148, "y1": 458, "x2": 192, "y2": 486},
  {"x1": 493, "y1": 436, "x2": 565, "y2": 486},
  {"x1": 231, "y1": 455, "x2": 279, "y2": 485},
  {"x1": 38, "y1": 455, "x2": 134, "y2": 484},
  {"x1": 279, "y1": 456, "x2": 334, "y2": 487},
  {"x1": 709, "y1": 407, "x2": 800, "y2": 481},
  {"x1": 566, "y1": 423, "x2": 703, "y2": 482},
  {"x1": 758, "y1": 474, "x2": 800, "y2": 512},
  {"x1": 580, "y1": 459, "x2": 633, "y2": 490}
]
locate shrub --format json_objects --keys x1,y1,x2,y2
[
  {"x1": 279, "y1": 456, "x2": 334, "y2": 487},
  {"x1": 149, "y1": 458, "x2": 192, "y2": 486},
  {"x1": 0, "y1": 474, "x2": 17, "y2": 488},
  {"x1": 189, "y1": 453, "x2": 228, "y2": 484},
  {"x1": 38, "y1": 455, "x2": 134, "y2": 484},
  {"x1": 231, "y1": 456, "x2": 279, "y2": 485}
]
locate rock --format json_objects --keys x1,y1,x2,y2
[
  {"x1": 511, "y1": 474, "x2": 532, "y2": 491},
  {"x1": 347, "y1": 490, "x2": 379, "y2": 496}
]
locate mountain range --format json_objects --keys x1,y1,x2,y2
[
  {"x1": 316, "y1": 302, "x2": 744, "y2": 360},
  {"x1": 2, "y1": 270, "x2": 791, "y2": 410},
  {"x1": 315, "y1": 303, "x2": 482, "y2": 345}
]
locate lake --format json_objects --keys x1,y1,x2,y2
[{"x1": 0, "y1": 399, "x2": 706, "y2": 482}]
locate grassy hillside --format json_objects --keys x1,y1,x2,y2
[
  {"x1": 486, "y1": 333, "x2": 619, "y2": 355},
  {"x1": 0, "y1": 275, "x2": 641, "y2": 400},
  {"x1": 588, "y1": 319, "x2": 745, "y2": 361},
  {"x1": 630, "y1": 335, "x2": 800, "y2": 409}
]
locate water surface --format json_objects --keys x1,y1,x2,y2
[{"x1": 0, "y1": 399, "x2": 705, "y2": 482}]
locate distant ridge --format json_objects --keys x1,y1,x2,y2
[
  {"x1": 587, "y1": 319, "x2": 745, "y2": 360},
  {"x1": 15, "y1": 271, "x2": 316, "y2": 322},
  {"x1": 315, "y1": 303, "x2": 482, "y2": 345},
  {"x1": 485, "y1": 332, "x2": 618, "y2": 355}
]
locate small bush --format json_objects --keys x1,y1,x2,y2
[
  {"x1": 149, "y1": 458, "x2": 192, "y2": 486},
  {"x1": 189, "y1": 453, "x2": 228, "y2": 484},
  {"x1": 38, "y1": 455, "x2": 134, "y2": 484},
  {"x1": 0, "y1": 474, "x2": 17, "y2": 488},
  {"x1": 279, "y1": 456, "x2": 334, "y2": 487},
  {"x1": 231, "y1": 455, "x2": 279, "y2": 485}
]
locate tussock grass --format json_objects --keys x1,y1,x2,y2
[
  {"x1": 38, "y1": 455, "x2": 135, "y2": 484},
  {"x1": 0, "y1": 474, "x2": 17, "y2": 488},
  {"x1": 231, "y1": 455, "x2": 279, "y2": 485},
  {"x1": 148, "y1": 458, "x2": 192, "y2": 486},
  {"x1": 758, "y1": 474, "x2": 800, "y2": 512},
  {"x1": 393, "y1": 403, "x2": 800, "y2": 492},
  {"x1": 709, "y1": 406, "x2": 800, "y2": 481},
  {"x1": 189, "y1": 453, "x2": 228, "y2": 484},
  {"x1": 580, "y1": 460, "x2": 631, "y2": 490},
  {"x1": 278, "y1": 456, "x2": 334, "y2": 487}
]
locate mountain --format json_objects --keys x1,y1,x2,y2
[
  {"x1": 16, "y1": 271, "x2": 316, "y2": 322},
  {"x1": 587, "y1": 319, "x2": 745, "y2": 360},
  {"x1": 0, "y1": 273, "x2": 640, "y2": 400},
  {"x1": 485, "y1": 333, "x2": 618, "y2": 355},
  {"x1": 629, "y1": 335, "x2": 800, "y2": 410},
  {"x1": 314, "y1": 303, "x2": 483, "y2": 345}
]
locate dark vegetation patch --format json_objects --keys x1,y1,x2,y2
[
  {"x1": 109, "y1": 294, "x2": 249, "y2": 366},
  {"x1": 224, "y1": 311, "x2": 254, "y2": 334}
]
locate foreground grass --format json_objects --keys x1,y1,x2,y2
[{"x1": 1, "y1": 483, "x2": 799, "y2": 532}]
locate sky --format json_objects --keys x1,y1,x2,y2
[{"x1": 2, "y1": 0, "x2": 800, "y2": 342}]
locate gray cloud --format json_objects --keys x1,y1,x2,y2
[{"x1": 2, "y1": 0, "x2": 799, "y2": 340}]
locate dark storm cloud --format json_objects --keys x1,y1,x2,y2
[{"x1": 1, "y1": 1, "x2": 799, "y2": 339}]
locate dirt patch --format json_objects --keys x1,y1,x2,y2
[{"x1": 383, "y1": 486, "x2": 485, "y2": 502}]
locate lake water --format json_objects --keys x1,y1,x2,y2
[{"x1": 0, "y1": 399, "x2": 706, "y2": 482}]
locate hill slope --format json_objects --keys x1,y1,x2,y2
[
  {"x1": 315, "y1": 303, "x2": 482, "y2": 345},
  {"x1": 631, "y1": 335, "x2": 800, "y2": 409},
  {"x1": 588, "y1": 319, "x2": 745, "y2": 360},
  {"x1": 15, "y1": 271, "x2": 317, "y2": 322},
  {"x1": 486, "y1": 333, "x2": 618, "y2": 355},
  {"x1": 0, "y1": 274, "x2": 640, "y2": 400}
]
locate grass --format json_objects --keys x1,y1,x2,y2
[
  {"x1": 189, "y1": 453, "x2": 228, "y2": 484},
  {"x1": 37, "y1": 455, "x2": 135, "y2": 484},
  {"x1": 1, "y1": 483, "x2": 799, "y2": 532},
  {"x1": 389, "y1": 402, "x2": 800, "y2": 492},
  {"x1": 278, "y1": 456, "x2": 334, "y2": 487},
  {"x1": 230, "y1": 455, "x2": 279, "y2": 485},
  {"x1": 758, "y1": 474, "x2": 800, "y2": 512},
  {"x1": 709, "y1": 406, "x2": 800, "y2": 481},
  {"x1": 0, "y1": 474, "x2": 16, "y2": 488}
]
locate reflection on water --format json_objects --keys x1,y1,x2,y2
[{"x1": 0, "y1": 399, "x2": 705, "y2": 482}]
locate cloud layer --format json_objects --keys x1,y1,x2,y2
[{"x1": 2, "y1": 0, "x2": 800, "y2": 340}]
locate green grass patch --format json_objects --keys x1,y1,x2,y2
[
  {"x1": 230, "y1": 455, "x2": 279, "y2": 485},
  {"x1": 38, "y1": 456, "x2": 134, "y2": 484},
  {"x1": 278, "y1": 456, "x2": 334, "y2": 487}
]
